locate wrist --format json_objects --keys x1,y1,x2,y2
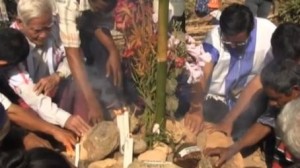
[
  {"x1": 55, "y1": 71, "x2": 65, "y2": 81},
  {"x1": 189, "y1": 103, "x2": 202, "y2": 113}
]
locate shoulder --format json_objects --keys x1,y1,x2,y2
[{"x1": 256, "y1": 18, "x2": 277, "y2": 31}]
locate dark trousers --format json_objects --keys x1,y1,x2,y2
[{"x1": 245, "y1": 0, "x2": 273, "y2": 18}]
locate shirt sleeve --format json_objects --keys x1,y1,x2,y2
[
  {"x1": 202, "y1": 27, "x2": 220, "y2": 63},
  {"x1": 56, "y1": 0, "x2": 81, "y2": 48},
  {"x1": 8, "y1": 67, "x2": 71, "y2": 127},
  {"x1": 257, "y1": 107, "x2": 280, "y2": 128},
  {"x1": 56, "y1": 57, "x2": 71, "y2": 78},
  {"x1": 0, "y1": 93, "x2": 12, "y2": 110}
]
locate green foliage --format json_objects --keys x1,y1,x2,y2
[
  {"x1": 278, "y1": 0, "x2": 300, "y2": 24},
  {"x1": 145, "y1": 127, "x2": 175, "y2": 150}
]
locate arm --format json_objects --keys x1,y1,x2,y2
[
  {"x1": 217, "y1": 75, "x2": 263, "y2": 134},
  {"x1": 95, "y1": 28, "x2": 122, "y2": 87},
  {"x1": 205, "y1": 122, "x2": 271, "y2": 167},
  {"x1": 7, "y1": 104, "x2": 76, "y2": 151},
  {"x1": 56, "y1": 2, "x2": 104, "y2": 124},
  {"x1": 65, "y1": 47, "x2": 104, "y2": 124},
  {"x1": 13, "y1": 82, "x2": 90, "y2": 136},
  {"x1": 184, "y1": 61, "x2": 214, "y2": 133}
]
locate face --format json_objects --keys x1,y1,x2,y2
[
  {"x1": 221, "y1": 31, "x2": 249, "y2": 52},
  {"x1": 18, "y1": 14, "x2": 53, "y2": 46},
  {"x1": 264, "y1": 86, "x2": 300, "y2": 109}
]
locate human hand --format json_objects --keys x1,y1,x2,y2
[
  {"x1": 64, "y1": 115, "x2": 91, "y2": 137},
  {"x1": 34, "y1": 73, "x2": 60, "y2": 96},
  {"x1": 184, "y1": 106, "x2": 204, "y2": 134},
  {"x1": 23, "y1": 132, "x2": 52, "y2": 150},
  {"x1": 204, "y1": 145, "x2": 239, "y2": 167},
  {"x1": 88, "y1": 110, "x2": 102, "y2": 126},
  {"x1": 51, "y1": 127, "x2": 76, "y2": 154},
  {"x1": 106, "y1": 52, "x2": 122, "y2": 87}
]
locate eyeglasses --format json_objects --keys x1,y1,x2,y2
[{"x1": 221, "y1": 34, "x2": 249, "y2": 47}]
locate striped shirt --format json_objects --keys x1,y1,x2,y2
[{"x1": 55, "y1": 0, "x2": 114, "y2": 47}]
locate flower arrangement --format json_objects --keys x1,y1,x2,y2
[{"x1": 114, "y1": 0, "x2": 207, "y2": 135}]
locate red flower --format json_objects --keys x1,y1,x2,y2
[
  {"x1": 123, "y1": 46, "x2": 135, "y2": 58},
  {"x1": 175, "y1": 57, "x2": 185, "y2": 68}
]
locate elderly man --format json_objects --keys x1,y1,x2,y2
[{"x1": 8, "y1": 0, "x2": 90, "y2": 137}]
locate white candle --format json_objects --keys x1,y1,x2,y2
[{"x1": 74, "y1": 143, "x2": 80, "y2": 167}]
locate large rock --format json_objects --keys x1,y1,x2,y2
[
  {"x1": 128, "y1": 160, "x2": 181, "y2": 168},
  {"x1": 138, "y1": 143, "x2": 172, "y2": 161},
  {"x1": 197, "y1": 123, "x2": 244, "y2": 168},
  {"x1": 88, "y1": 159, "x2": 117, "y2": 168},
  {"x1": 80, "y1": 121, "x2": 119, "y2": 162}
]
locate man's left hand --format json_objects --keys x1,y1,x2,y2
[
  {"x1": 106, "y1": 53, "x2": 122, "y2": 87},
  {"x1": 34, "y1": 73, "x2": 61, "y2": 96}
]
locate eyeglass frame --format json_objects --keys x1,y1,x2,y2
[{"x1": 220, "y1": 32, "x2": 250, "y2": 47}]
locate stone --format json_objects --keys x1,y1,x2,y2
[
  {"x1": 128, "y1": 160, "x2": 181, "y2": 168},
  {"x1": 80, "y1": 121, "x2": 119, "y2": 162},
  {"x1": 196, "y1": 123, "x2": 244, "y2": 168},
  {"x1": 88, "y1": 159, "x2": 117, "y2": 168},
  {"x1": 138, "y1": 143, "x2": 172, "y2": 161},
  {"x1": 133, "y1": 137, "x2": 148, "y2": 154}
]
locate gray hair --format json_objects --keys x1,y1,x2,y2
[
  {"x1": 276, "y1": 98, "x2": 300, "y2": 159},
  {"x1": 17, "y1": 0, "x2": 53, "y2": 24}
]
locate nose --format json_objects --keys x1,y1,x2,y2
[
  {"x1": 38, "y1": 30, "x2": 50, "y2": 39},
  {"x1": 268, "y1": 100, "x2": 278, "y2": 108}
]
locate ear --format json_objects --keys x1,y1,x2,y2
[
  {"x1": 15, "y1": 17, "x2": 24, "y2": 29},
  {"x1": 291, "y1": 85, "x2": 300, "y2": 97},
  {"x1": 0, "y1": 60, "x2": 8, "y2": 66}
]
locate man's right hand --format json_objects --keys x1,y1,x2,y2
[
  {"x1": 64, "y1": 115, "x2": 91, "y2": 137},
  {"x1": 204, "y1": 145, "x2": 239, "y2": 167},
  {"x1": 51, "y1": 127, "x2": 76, "y2": 154}
]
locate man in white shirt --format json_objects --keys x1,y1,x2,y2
[
  {"x1": 0, "y1": 27, "x2": 78, "y2": 152},
  {"x1": 8, "y1": 0, "x2": 90, "y2": 137}
]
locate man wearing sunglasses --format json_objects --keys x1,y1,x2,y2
[{"x1": 184, "y1": 3, "x2": 276, "y2": 145}]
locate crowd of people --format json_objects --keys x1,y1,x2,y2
[{"x1": 0, "y1": 0, "x2": 298, "y2": 168}]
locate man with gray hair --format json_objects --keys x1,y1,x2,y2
[{"x1": 277, "y1": 98, "x2": 300, "y2": 160}]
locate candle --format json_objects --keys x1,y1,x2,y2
[{"x1": 74, "y1": 142, "x2": 80, "y2": 167}]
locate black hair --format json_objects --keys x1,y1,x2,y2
[
  {"x1": 220, "y1": 3, "x2": 254, "y2": 36},
  {"x1": 0, "y1": 148, "x2": 71, "y2": 168},
  {"x1": 0, "y1": 28, "x2": 29, "y2": 65},
  {"x1": 261, "y1": 59, "x2": 300, "y2": 94},
  {"x1": 271, "y1": 23, "x2": 300, "y2": 61}
]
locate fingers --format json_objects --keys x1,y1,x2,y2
[
  {"x1": 204, "y1": 147, "x2": 223, "y2": 156},
  {"x1": 204, "y1": 147, "x2": 225, "y2": 167},
  {"x1": 89, "y1": 117, "x2": 100, "y2": 126},
  {"x1": 76, "y1": 116, "x2": 91, "y2": 133},
  {"x1": 41, "y1": 140, "x2": 53, "y2": 149},
  {"x1": 106, "y1": 62, "x2": 111, "y2": 78},
  {"x1": 34, "y1": 82, "x2": 45, "y2": 95},
  {"x1": 66, "y1": 115, "x2": 91, "y2": 137}
]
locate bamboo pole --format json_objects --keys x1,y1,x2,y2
[{"x1": 155, "y1": 0, "x2": 169, "y2": 128}]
